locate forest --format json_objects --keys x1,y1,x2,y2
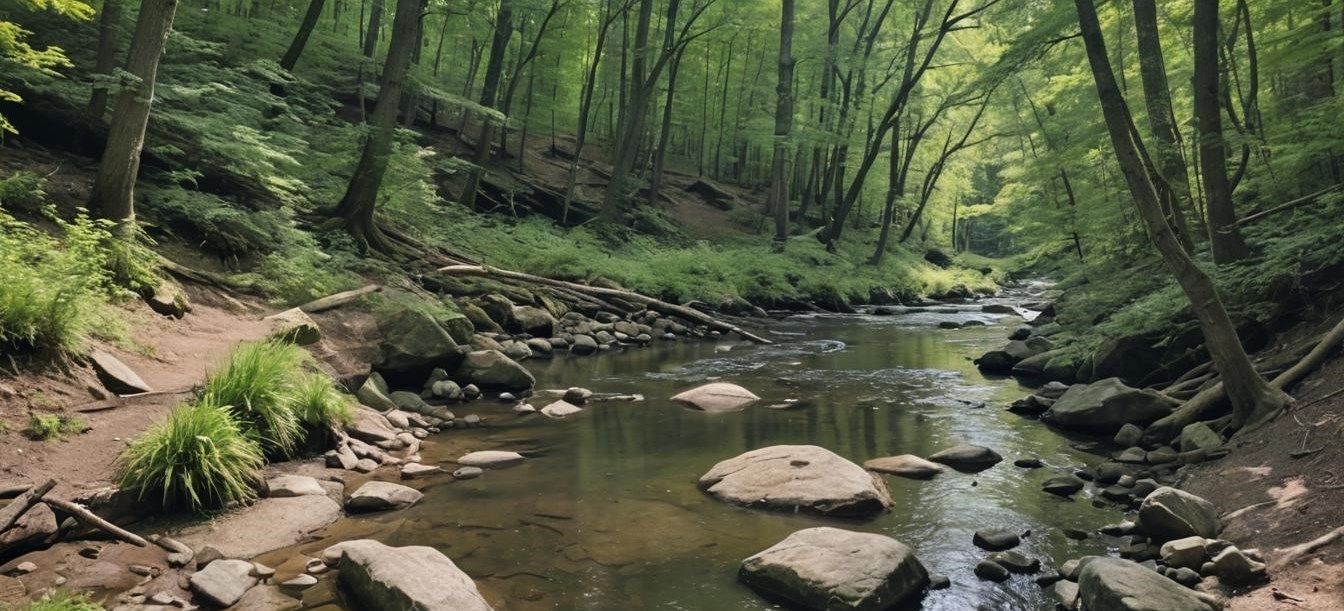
[{"x1": 0, "y1": 0, "x2": 1342, "y2": 609}]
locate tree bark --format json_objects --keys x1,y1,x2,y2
[
  {"x1": 90, "y1": 0, "x2": 179, "y2": 224},
  {"x1": 457, "y1": 0, "x2": 515, "y2": 210},
  {"x1": 1193, "y1": 0, "x2": 1251, "y2": 263},
  {"x1": 767, "y1": 0, "x2": 796, "y2": 244},
  {"x1": 648, "y1": 45, "x2": 687, "y2": 205},
  {"x1": 1132, "y1": 0, "x2": 1197, "y2": 252},
  {"x1": 362, "y1": 0, "x2": 383, "y2": 57},
  {"x1": 1074, "y1": 0, "x2": 1288, "y2": 430},
  {"x1": 280, "y1": 0, "x2": 327, "y2": 71},
  {"x1": 88, "y1": 0, "x2": 124, "y2": 122}
]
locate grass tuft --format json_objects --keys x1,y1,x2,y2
[
  {"x1": 290, "y1": 373, "x2": 354, "y2": 428},
  {"x1": 28, "y1": 413, "x2": 87, "y2": 441},
  {"x1": 198, "y1": 340, "x2": 309, "y2": 457},
  {"x1": 117, "y1": 401, "x2": 264, "y2": 512}
]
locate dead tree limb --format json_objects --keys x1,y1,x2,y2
[
  {"x1": 434, "y1": 265, "x2": 774, "y2": 344},
  {"x1": 0, "y1": 479, "x2": 55, "y2": 532},
  {"x1": 298, "y1": 284, "x2": 384, "y2": 313},
  {"x1": 45, "y1": 498, "x2": 148, "y2": 547},
  {"x1": 1231, "y1": 185, "x2": 1341, "y2": 228}
]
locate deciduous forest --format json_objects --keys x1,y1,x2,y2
[{"x1": 0, "y1": 0, "x2": 1342, "y2": 609}]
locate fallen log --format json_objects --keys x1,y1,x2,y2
[
  {"x1": 0, "y1": 483, "x2": 33, "y2": 499},
  {"x1": 45, "y1": 498, "x2": 148, "y2": 547},
  {"x1": 434, "y1": 265, "x2": 774, "y2": 344},
  {"x1": 298, "y1": 284, "x2": 384, "y2": 313},
  {"x1": 0, "y1": 479, "x2": 55, "y2": 532}
]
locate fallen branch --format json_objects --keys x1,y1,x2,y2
[
  {"x1": 1222, "y1": 499, "x2": 1276, "y2": 522},
  {"x1": 45, "y1": 498, "x2": 148, "y2": 547},
  {"x1": 0, "y1": 483, "x2": 33, "y2": 499},
  {"x1": 1231, "y1": 185, "x2": 1342, "y2": 228},
  {"x1": 298, "y1": 284, "x2": 384, "y2": 313},
  {"x1": 0, "y1": 479, "x2": 55, "y2": 532},
  {"x1": 434, "y1": 265, "x2": 774, "y2": 344},
  {"x1": 1272, "y1": 525, "x2": 1344, "y2": 570},
  {"x1": 158, "y1": 257, "x2": 259, "y2": 294}
]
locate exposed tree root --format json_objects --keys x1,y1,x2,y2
[
  {"x1": 434, "y1": 264, "x2": 774, "y2": 344},
  {"x1": 45, "y1": 497, "x2": 148, "y2": 547},
  {"x1": 1272, "y1": 525, "x2": 1344, "y2": 571},
  {"x1": 158, "y1": 257, "x2": 259, "y2": 294}
]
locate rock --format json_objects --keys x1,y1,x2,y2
[
  {"x1": 1013, "y1": 349, "x2": 1065, "y2": 377},
  {"x1": 375, "y1": 309, "x2": 462, "y2": 385},
  {"x1": 356, "y1": 375, "x2": 398, "y2": 412},
  {"x1": 352, "y1": 458, "x2": 378, "y2": 473},
  {"x1": 738, "y1": 527, "x2": 928, "y2": 611},
  {"x1": 1115, "y1": 446, "x2": 1147, "y2": 464},
  {"x1": 510, "y1": 306, "x2": 557, "y2": 337},
  {"x1": 188, "y1": 559, "x2": 258, "y2": 608},
  {"x1": 698, "y1": 445, "x2": 892, "y2": 518},
  {"x1": 863, "y1": 455, "x2": 944, "y2": 479},
  {"x1": 345, "y1": 407, "x2": 400, "y2": 444},
  {"x1": 1064, "y1": 528, "x2": 1090, "y2": 541},
  {"x1": 511, "y1": 403, "x2": 537, "y2": 415},
  {"x1": 1160, "y1": 537, "x2": 1209, "y2": 570},
  {"x1": 1114, "y1": 423, "x2": 1144, "y2": 447},
  {"x1": 1139, "y1": 487, "x2": 1220, "y2": 542},
  {"x1": 1054, "y1": 580, "x2": 1080, "y2": 608},
  {"x1": 454, "y1": 350, "x2": 536, "y2": 391},
  {"x1": 232, "y1": 584, "x2": 298, "y2": 611},
  {"x1": 264, "y1": 308, "x2": 321, "y2": 345},
  {"x1": 670, "y1": 382, "x2": 760, "y2": 412},
  {"x1": 0, "y1": 502, "x2": 56, "y2": 554},
  {"x1": 501, "y1": 340, "x2": 532, "y2": 361},
  {"x1": 458, "y1": 450, "x2": 526, "y2": 468},
  {"x1": 462, "y1": 383, "x2": 481, "y2": 399},
  {"x1": 280, "y1": 574, "x2": 318, "y2": 595},
  {"x1": 460, "y1": 302, "x2": 504, "y2": 334},
  {"x1": 266, "y1": 475, "x2": 326, "y2": 498},
  {"x1": 1170, "y1": 567, "x2": 1201, "y2": 587},
  {"x1": 562, "y1": 387, "x2": 594, "y2": 405},
  {"x1": 1010, "y1": 326, "x2": 1032, "y2": 341},
  {"x1": 541, "y1": 400, "x2": 583, "y2": 419},
  {"x1": 452, "y1": 467, "x2": 484, "y2": 480},
  {"x1": 14, "y1": 561, "x2": 37, "y2": 574},
  {"x1": 925, "y1": 444, "x2": 1002, "y2": 472},
  {"x1": 178, "y1": 496, "x2": 343, "y2": 559},
  {"x1": 146, "y1": 281, "x2": 191, "y2": 318},
  {"x1": 988, "y1": 551, "x2": 1041, "y2": 574},
  {"x1": 1007, "y1": 395, "x2": 1050, "y2": 415},
  {"x1": 570, "y1": 334, "x2": 599, "y2": 355},
  {"x1": 89, "y1": 349, "x2": 152, "y2": 395},
  {"x1": 346, "y1": 481, "x2": 424, "y2": 513},
  {"x1": 974, "y1": 559, "x2": 1011, "y2": 582},
  {"x1": 982, "y1": 303, "x2": 1017, "y2": 314},
  {"x1": 525, "y1": 338, "x2": 553, "y2": 358},
  {"x1": 929, "y1": 574, "x2": 951, "y2": 590},
  {"x1": 1078, "y1": 557, "x2": 1219, "y2": 611},
  {"x1": 1042, "y1": 378, "x2": 1180, "y2": 433},
  {"x1": 400, "y1": 463, "x2": 442, "y2": 479},
  {"x1": 939, "y1": 321, "x2": 963, "y2": 329},
  {"x1": 328, "y1": 539, "x2": 493, "y2": 611},
  {"x1": 1147, "y1": 447, "x2": 1179, "y2": 465},
  {"x1": 390, "y1": 391, "x2": 454, "y2": 421},
  {"x1": 973, "y1": 528, "x2": 1021, "y2": 551},
  {"x1": 1178, "y1": 423, "x2": 1223, "y2": 453},
  {"x1": 1042, "y1": 474, "x2": 1086, "y2": 497},
  {"x1": 1014, "y1": 457, "x2": 1044, "y2": 469},
  {"x1": 975, "y1": 338, "x2": 1054, "y2": 374},
  {"x1": 1209, "y1": 547, "x2": 1266, "y2": 585},
  {"x1": 1039, "y1": 381, "x2": 1071, "y2": 399}
]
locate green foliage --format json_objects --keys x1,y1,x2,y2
[
  {"x1": 0, "y1": 0, "x2": 91, "y2": 134},
  {"x1": 117, "y1": 401, "x2": 264, "y2": 512},
  {"x1": 17, "y1": 590, "x2": 105, "y2": 611},
  {"x1": 290, "y1": 373, "x2": 354, "y2": 428},
  {"x1": 198, "y1": 341, "x2": 308, "y2": 457},
  {"x1": 27, "y1": 412, "x2": 86, "y2": 441},
  {"x1": 0, "y1": 170, "x2": 47, "y2": 210}
]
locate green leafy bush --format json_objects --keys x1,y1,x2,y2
[
  {"x1": 198, "y1": 341, "x2": 308, "y2": 457},
  {"x1": 118, "y1": 401, "x2": 264, "y2": 512}
]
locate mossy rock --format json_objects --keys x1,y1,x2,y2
[{"x1": 458, "y1": 301, "x2": 503, "y2": 334}]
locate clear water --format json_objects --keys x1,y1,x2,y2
[{"x1": 292, "y1": 299, "x2": 1122, "y2": 610}]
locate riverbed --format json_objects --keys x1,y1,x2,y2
[{"x1": 300, "y1": 296, "x2": 1120, "y2": 610}]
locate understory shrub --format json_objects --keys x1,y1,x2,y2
[{"x1": 118, "y1": 401, "x2": 265, "y2": 512}]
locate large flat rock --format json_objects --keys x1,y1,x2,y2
[
  {"x1": 328, "y1": 539, "x2": 494, "y2": 611},
  {"x1": 671, "y1": 383, "x2": 760, "y2": 412},
  {"x1": 739, "y1": 527, "x2": 928, "y2": 611},
  {"x1": 177, "y1": 495, "x2": 342, "y2": 559},
  {"x1": 1079, "y1": 557, "x2": 1221, "y2": 611},
  {"x1": 1042, "y1": 378, "x2": 1179, "y2": 433},
  {"x1": 698, "y1": 445, "x2": 892, "y2": 518}
]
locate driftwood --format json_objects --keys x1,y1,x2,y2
[
  {"x1": 434, "y1": 265, "x2": 774, "y2": 344},
  {"x1": 45, "y1": 498, "x2": 148, "y2": 547},
  {"x1": 298, "y1": 284, "x2": 383, "y2": 313},
  {"x1": 1144, "y1": 315, "x2": 1344, "y2": 443},
  {"x1": 0, "y1": 479, "x2": 55, "y2": 532},
  {"x1": 0, "y1": 483, "x2": 33, "y2": 499}
]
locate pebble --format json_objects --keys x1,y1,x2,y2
[
  {"x1": 453, "y1": 466, "x2": 484, "y2": 480},
  {"x1": 928, "y1": 574, "x2": 951, "y2": 590},
  {"x1": 15, "y1": 561, "x2": 36, "y2": 574},
  {"x1": 280, "y1": 574, "x2": 319, "y2": 593},
  {"x1": 305, "y1": 558, "x2": 328, "y2": 575}
]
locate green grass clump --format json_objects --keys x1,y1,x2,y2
[
  {"x1": 290, "y1": 373, "x2": 354, "y2": 429},
  {"x1": 19, "y1": 591, "x2": 105, "y2": 611},
  {"x1": 118, "y1": 401, "x2": 264, "y2": 512},
  {"x1": 28, "y1": 413, "x2": 87, "y2": 441},
  {"x1": 199, "y1": 340, "x2": 309, "y2": 457}
]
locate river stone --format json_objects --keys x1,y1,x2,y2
[
  {"x1": 188, "y1": 559, "x2": 258, "y2": 608},
  {"x1": 454, "y1": 350, "x2": 536, "y2": 391},
  {"x1": 1178, "y1": 423, "x2": 1223, "y2": 453},
  {"x1": 1078, "y1": 557, "x2": 1220, "y2": 611},
  {"x1": 925, "y1": 444, "x2": 1003, "y2": 472},
  {"x1": 988, "y1": 551, "x2": 1041, "y2": 574},
  {"x1": 541, "y1": 400, "x2": 584, "y2": 419},
  {"x1": 738, "y1": 527, "x2": 928, "y2": 611},
  {"x1": 699, "y1": 445, "x2": 892, "y2": 517},
  {"x1": 862, "y1": 455, "x2": 944, "y2": 479},
  {"x1": 1039, "y1": 381, "x2": 1071, "y2": 399},
  {"x1": 1055, "y1": 580, "x2": 1081, "y2": 608},
  {"x1": 1160, "y1": 537, "x2": 1209, "y2": 570},
  {"x1": 510, "y1": 306, "x2": 557, "y2": 337},
  {"x1": 345, "y1": 407, "x2": 400, "y2": 444},
  {"x1": 1012, "y1": 349, "x2": 1065, "y2": 377},
  {"x1": 1209, "y1": 546, "x2": 1266, "y2": 585},
  {"x1": 975, "y1": 337, "x2": 1054, "y2": 374},
  {"x1": 233, "y1": 584, "x2": 300, "y2": 611},
  {"x1": 375, "y1": 309, "x2": 462, "y2": 385},
  {"x1": 1042, "y1": 474, "x2": 1086, "y2": 497},
  {"x1": 356, "y1": 376, "x2": 398, "y2": 412},
  {"x1": 458, "y1": 450, "x2": 526, "y2": 468},
  {"x1": 974, "y1": 559, "x2": 1011, "y2": 582},
  {"x1": 1114, "y1": 423, "x2": 1144, "y2": 447},
  {"x1": 264, "y1": 308, "x2": 321, "y2": 345},
  {"x1": 328, "y1": 539, "x2": 494, "y2": 611},
  {"x1": 525, "y1": 338, "x2": 553, "y2": 357},
  {"x1": 453, "y1": 467, "x2": 484, "y2": 480},
  {"x1": 346, "y1": 481, "x2": 424, "y2": 513},
  {"x1": 501, "y1": 340, "x2": 532, "y2": 361},
  {"x1": 1139, "y1": 487, "x2": 1220, "y2": 542},
  {"x1": 563, "y1": 387, "x2": 594, "y2": 404},
  {"x1": 400, "y1": 463, "x2": 442, "y2": 479},
  {"x1": 266, "y1": 475, "x2": 326, "y2": 498},
  {"x1": 1042, "y1": 378, "x2": 1180, "y2": 433},
  {"x1": 671, "y1": 382, "x2": 761, "y2": 412},
  {"x1": 90, "y1": 349, "x2": 152, "y2": 395},
  {"x1": 973, "y1": 528, "x2": 1021, "y2": 551},
  {"x1": 570, "y1": 334, "x2": 599, "y2": 355}
]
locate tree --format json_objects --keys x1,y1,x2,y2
[
  {"x1": 767, "y1": 0, "x2": 795, "y2": 244},
  {"x1": 561, "y1": 0, "x2": 629, "y2": 224},
  {"x1": 280, "y1": 0, "x2": 328, "y2": 71},
  {"x1": 1193, "y1": 0, "x2": 1251, "y2": 263},
  {"x1": 330, "y1": 0, "x2": 425, "y2": 251},
  {"x1": 87, "y1": 0, "x2": 122, "y2": 121},
  {"x1": 1, "y1": 0, "x2": 93, "y2": 134},
  {"x1": 1073, "y1": 0, "x2": 1289, "y2": 430},
  {"x1": 457, "y1": 0, "x2": 514, "y2": 209},
  {"x1": 89, "y1": 0, "x2": 179, "y2": 224}
]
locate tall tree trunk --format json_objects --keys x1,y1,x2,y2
[
  {"x1": 332, "y1": 0, "x2": 424, "y2": 251},
  {"x1": 649, "y1": 46, "x2": 687, "y2": 205},
  {"x1": 598, "y1": 0, "x2": 660, "y2": 221},
  {"x1": 562, "y1": 0, "x2": 621, "y2": 224},
  {"x1": 362, "y1": 0, "x2": 383, "y2": 57},
  {"x1": 768, "y1": 0, "x2": 796, "y2": 244},
  {"x1": 280, "y1": 0, "x2": 327, "y2": 71},
  {"x1": 1074, "y1": 0, "x2": 1288, "y2": 429},
  {"x1": 1193, "y1": 0, "x2": 1251, "y2": 263},
  {"x1": 90, "y1": 0, "x2": 178, "y2": 224},
  {"x1": 457, "y1": 0, "x2": 515, "y2": 209},
  {"x1": 87, "y1": 0, "x2": 124, "y2": 122}
]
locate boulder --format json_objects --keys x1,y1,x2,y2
[
  {"x1": 974, "y1": 559, "x2": 1010, "y2": 582},
  {"x1": 1178, "y1": 423, "x2": 1223, "y2": 453},
  {"x1": 1139, "y1": 487, "x2": 1220, "y2": 542},
  {"x1": 541, "y1": 400, "x2": 583, "y2": 419},
  {"x1": 987, "y1": 551, "x2": 1040, "y2": 574},
  {"x1": 925, "y1": 444, "x2": 1002, "y2": 472},
  {"x1": 454, "y1": 350, "x2": 535, "y2": 391},
  {"x1": 345, "y1": 481, "x2": 424, "y2": 513},
  {"x1": 146, "y1": 281, "x2": 191, "y2": 318},
  {"x1": 500, "y1": 340, "x2": 532, "y2": 361},
  {"x1": 698, "y1": 445, "x2": 892, "y2": 518},
  {"x1": 1114, "y1": 423, "x2": 1144, "y2": 447},
  {"x1": 0, "y1": 502, "x2": 57, "y2": 554},
  {"x1": 1042, "y1": 378, "x2": 1180, "y2": 433},
  {"x1": 459, "y1": 303, "x2": 504, "y2": 334},
  {"x1": 1038, "y1": 381, "x2": 1071, "y2": 399},
  {"x1": 973, "y1": 528, "x2": 1020, "y2": 551},
  {"x1": 345, "y1": 407, "x2": 400, "y2": 444},
  {"x1": 188, "y1": 559, "x2": 258, "y2": 608},
  {"x1": 1078, "y1": 557, "x2": 1220, "y2": 611},
  {"x1": 265, "y1": 475, "x2": 325, "y2": 498},
  {"x1": 975, "y1": 337, "x2": 1055, "y2": 374},
  {"x1": 1160, "y1": 536, "x2": 1209, "y2": 570},
  {"x1": 739, "y1": 527, "x2": 928, "y2": 611},
  {"x1": 1209, "y1": 546, "x2": 1266, "y2": 585},
  {"x1": 1042, "y1": 474, "x2": 1086, "y2": 497},
  {"x1": 570, "y1": 334, "x2": 599, "y2": 355},
  {"x1": 375, "y1": 309, "x2": 462, "y2": 385},
  {"x1": 89, "y1": 349, "x2": 152, "y2": 395},
  {"x1": 328, "y1": 539, "x2": 493, "y2": 611},
  {"x1": 525, "y1": 338, "x2": 553, "y2": 358},
  {"x1": 356, "y1": 374, "x2": 398, "y2": 411},
  {"x1": 458, "y1": 450, "x2": 526, "y2": 468},
  {"x1": 862, "y1": 455, "x2": 944, "y2": 479},
  {"x1": 264, "y1": 308, "x2": 321, "y2": 345},
  {"x1": 670, "y1": 383, "x2": 760, "y2": 412},
  {"x1": 1012, "y1": 349, "x2": 1065, "y2": 378}
]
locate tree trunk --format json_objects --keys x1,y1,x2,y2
[
  {"x1": 89, "y1": 0, "x2": 178, "y2": 224},
  {"x1": 457, "y1": 0, "x2": 514, "y2": 210},
  {"x1": 87, "y1": 0, "x2": 124, "y2": 122},
  {"x1": 280, "y1": 0, "x2": 327, "y2": 71},
  {"x1": 649, "y1": 46, "x2": 686, "y2": 205},
  {"x1": 562, "y1": 0, "x2": 621, "y2": 224},
  {"x1": 1074, "y1": 0, "x2": 1288, "y2": 430},
  {"x1": 768, "y1": 0, "x2": 796, "y2": 244},
  {"x1": 599, "y1": 0, "x2": 660, "y2": 221},
  {"x1": 332, "y1": 0, "x2": 424, "y2": 251},
  {"x1": 1193, "y1": 0, "x2": 1251, "y2": 263},
  {"x1": 362, "y1": 0, "x2": 383, "y2": 57},
  {"x1": 1131, "y1": 0, "x2": 1197, "y2": 252}
]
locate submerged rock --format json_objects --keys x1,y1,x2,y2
[
  {"x1": 458, "y1": 450, "x2": 526, "y2": 468},
  {"x1": 541, "y1": 400, "x2": 584, "y2": 419},
  {"x1": 345, "y1": 481, "x2": 424, "y2": 513},
  {"x1": 328, "y1": 539, "x2": 494, "y2": 611},
  {"x1": 1078, "y1": 557, "x2": 1220, "y2": 611},
  {"x1": 1042, "y1": 378, "x2": 1180, "y2": 433},
  {"x1": 1042, "y1": 474, "x2": 1086, "y2": 497},
  {"x1": 925, "y1": 443, "x2": 1003, "y2": 472},
  {"x1": 699, "y1": 445, "x2": 892, "y2": 518},
  {"x1": 739, "y1": 527, "x2": 928, "y2": 611},
  {"x1": 863, "y1": 454, "x2": 944, "y2": 479},
  {"x1": 670, "y1": 382, "x2": 761, "y2": 412}
]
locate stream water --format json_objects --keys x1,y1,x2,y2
[{"x1": 300, "y1": 290, "x2": 1124, "y2": 611}]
